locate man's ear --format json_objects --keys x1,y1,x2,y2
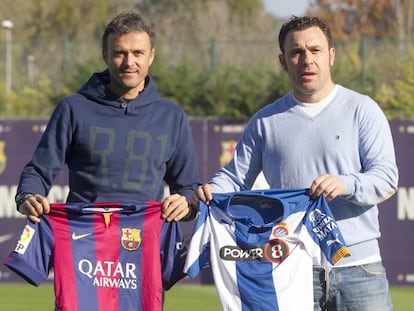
[
  {"x1": 329, "y1": 47, "x2": 336, "y2": 67},
  {"x1": 102, "y1": 50, "x2": 108, "y2": 66},
  {"x1": 149, "y1": 48, "x2": 156, "y2": 67},
  {"x1": 279, "y1": 53, "x2": 287, "y2": 71}
]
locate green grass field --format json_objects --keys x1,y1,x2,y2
[{"x1": 0, "y1": 283, "x2": 412, "y2": 310}]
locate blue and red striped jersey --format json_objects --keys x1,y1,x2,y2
[{"x1": 4, "y1": 201, "x2": 187, "y2": 311}]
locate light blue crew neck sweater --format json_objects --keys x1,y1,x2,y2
[{"x1": 209, "y1": 84, "x2": 399, "y2": 265}]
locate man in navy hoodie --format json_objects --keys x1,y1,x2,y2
[{"x1": 14, "y1": 11, "x2": 200, "y2": 223}]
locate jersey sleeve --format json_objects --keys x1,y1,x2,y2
[
  {"x1": 303, "y1": 195, "x2": 350, "y2": 266},
  {"x1": 160, "y1": 221, "x2": 187, "y2": 290},
  {"x1": 184, "y1": 200, "x2": 211, "y2": 278},
  {"x1": 3, "y1": 216, "x2": 54, "y2": 286}
]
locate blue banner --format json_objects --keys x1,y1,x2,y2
[{"x1": 0, "y1": 118, "x2": 413, "y2": 285}]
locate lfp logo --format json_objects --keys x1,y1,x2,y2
[{"x1": 14, "y1": 225, "x2": 35, "y2": 255}]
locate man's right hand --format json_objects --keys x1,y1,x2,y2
[
  {"x1": 18, "y1": 194, "x2": 50, "y2": 223},
  {"x1": 191, "y1": 184, "x2": 214, "y2": 207}
]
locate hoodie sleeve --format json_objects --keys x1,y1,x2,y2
[
  {"x1": 164, "y1": 112, "x2": 200, "y2": 202},
  {"x1": 16, "y1": 99, "x2": 72, "y2": 197}
]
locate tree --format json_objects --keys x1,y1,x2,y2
[
  {"x1": 390, "y1": 0, "x2": 414, "y2": 51},
  {"x1": 308, "y1": 0, "x2": 414, "y2": 43},
  {"x1": 134, "y1": 0, "x2": 280, "y2": 68},
  {"x1": 378, "y1": 46, "x2": 414, "y2": 119},
  {"x1": 1, "y1": 0, "x2": 413, "y2": 119}
]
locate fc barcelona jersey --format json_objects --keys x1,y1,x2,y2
[{"x1": 4, "y1": 201, "x2": 187, "y2": 311}]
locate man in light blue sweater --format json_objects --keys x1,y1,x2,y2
[{"x1": 193, "y1": 16, "x2": 398, "y2": 311}]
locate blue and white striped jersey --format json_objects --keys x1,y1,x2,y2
[{"x1": 184, "y1": 189, "x2": 350, "y2": 311}]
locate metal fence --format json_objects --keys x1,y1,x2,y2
[{"x1": 0, "y1": 36, "x2": 412, "y2": 94}]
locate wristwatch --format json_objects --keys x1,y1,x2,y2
[
  {"x1": 182, "y1": 203, "x2": 199, "y2": 221},
  {"x1": 15, "y1": 192, "x2": 34, "y2": 210}
]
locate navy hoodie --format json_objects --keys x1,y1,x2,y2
[{"x1": 17, "y1": 70, "x2": 200, "y2": 203}]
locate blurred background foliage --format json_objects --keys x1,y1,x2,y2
[{"x1": 0, "y1": 0, "x2": 413, "y2": 120}]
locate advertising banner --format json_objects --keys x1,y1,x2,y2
[
  {"x1": 379, "y1": 120, "x2": 414, "y2": 285},
  {"x1": 0, "y1": 120, "x2": 68, "y2": 282},
  {"x1": 0, "y1": 118, "x2": 413, "y2": 286}
]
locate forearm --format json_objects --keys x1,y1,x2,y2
[{"x1": 340, "y1": 167, "x2": 398, "y2": 206}]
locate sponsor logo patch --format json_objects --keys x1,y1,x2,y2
[
  {"x1": 220, "y1": 239, "x2": 290, "y2": 263},
  {"x1": 72, "y1": 232, "x2": 93, "y2": 240},
  {"x1": 220, "y1": 245, "x2": 266, "y2": 262},
  {"x1": 263, "y1": 238, "x2": 289, "y2": 263},
  {"x1": 14, "y1": 225, "x2": 35, "y2": 255}
]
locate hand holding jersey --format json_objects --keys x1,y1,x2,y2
[
  {"x1": 193, "y1": 172, "x2": 347, "y2": 206},
  {"x1": 161, "y1": 193, "x2": 195, "y2": 222},
  {"x1": 18, "y1": 193, "x2": 192, "y2": 223},
  {"x1": 308, "y1": 174, "x2": 346, "y2": 202},
  {"x1": 16, "y1": 194, "x2": 49, "y2": 223}
]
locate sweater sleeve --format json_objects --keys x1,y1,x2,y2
[
  {"x1": 339, "y1": 96, "x2": 398, "y2": 205},
  {"x1": 210, "y1": 113, "x2": 264, "y2": 193}
]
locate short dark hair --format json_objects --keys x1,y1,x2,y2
[
  {"x1": 101, "y1": 11, "x2": 155, "y2": 52},
  {"x1": 278, "y1": 16, "x2": 333, "y2": 53}
]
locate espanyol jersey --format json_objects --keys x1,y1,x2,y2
[
  {"x1": 4, "y1": 202, "x2": 187, "y2": 311},
  {"x1": 184, "y1": 189, "x2": 350, "y2": 311}
]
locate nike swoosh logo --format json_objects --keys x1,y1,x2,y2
[
  {"x1": 0, "y1": 233, "x2": 13, "y2": 244},
  {"x1": 71, "y1": 232, "x2": 93, "y2": 240}
]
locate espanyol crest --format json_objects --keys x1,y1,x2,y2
[{"x1": 121, "y1": 228, "x2": 142, "y2": 251}]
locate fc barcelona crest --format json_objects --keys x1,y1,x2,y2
[
  {"x1": 219, "y1": 140, "x2": 237, "y2": 166},
  {"x1": 0, "y1": 141, "x2": 7, "y2": 175},
  {"x1": 121, "y1": 228, "x2": 142, "y2": 251}
]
